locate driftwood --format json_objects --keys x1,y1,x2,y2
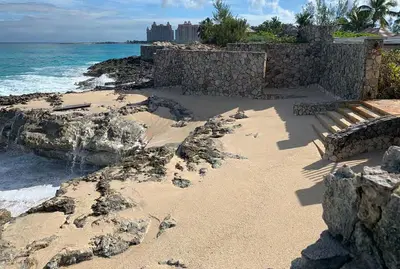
[{"x1": 53, "y1": 103, "x2": 91, "y2": 112}]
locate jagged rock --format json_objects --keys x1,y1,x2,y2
[
  {"x1": 0, "y1": 109, "x2": 147, "y2": 166},
  {"x1": 375, "y1": 193, "x2": 400, "y2": 268},
  {"x1": 0, "y1": 209, "x2": 11, "y2": 225},
  {"x1": 138, "y1": 96, "x2": 193, "y2": 122},
  {"x1": 175, "y1": 163, "x2": 184, "y2": 171},
  {"x1": 90, "y1": 234, "x2": 129, "y2": 258},
  {"x1": 74, "y1": 215, "x2": 88, "y2": 228},
  {"x1": 382, "y1": 146, "x2": 400, "y2": 173},
  {"x1": 27, "y1": 196, "x2": 75, "y2": 215},
  {"x1": 91, "y1": 192, "x2": 134, "y2": 216},
  {"x1": 230, "y1": 111, "x2": 248, "y2": 119},
  {"x1": 157, "y1": 215, "x2": 177, "y2": 238},
  {"x1": 158, "y1": 259, "x2": 188, "y2": 268},
  {"x1": 178, "y1": 117, "x2": 235, "y2": 167},
  {"x1": 323, "y1": 165, "x2": 360, "y2": 243},
  {"x1": 117, "y1": 218, "x2": 150, "y2": 245},
  {"x1": 26, "y1": 235, "x2": 58, "y2": 253},
  {"x1": 45, "y1": 94, "x2": 63, "y2": 107},
  {"x1": 293, "y1": 231, "x2": 350, "y2": 269},
  {"x1": 172, "y1": 177, "x2": 191, "y2": 188},
  {"x1": 44, "y1": 248, "x2": 93, "y2": 269},
  {"x1": 0, "y1": 93, "x2": 53, "y2": 106},
  {"x1": 171, "y1": 121, "x2": 188, "y2": 128}
]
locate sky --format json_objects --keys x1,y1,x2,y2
[{"x1": 0, "y1": 0, "x2": 308, "y2": 42}]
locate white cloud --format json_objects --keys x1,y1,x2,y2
[{"x1": 242, "y1": 0, "x2": 295, "y2": 25}]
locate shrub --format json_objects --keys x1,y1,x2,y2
[
  {"x1": 378, "y1": 49, "x2": 400, "y2": 99},
  {"x1": 333, "y1": 30, "x2": 379, "y2": 38},
  {"x1": 244, "y1": 31, "x2": 297, "y2": 43}
]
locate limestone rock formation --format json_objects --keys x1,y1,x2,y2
[
  {"x1": 90, "y1": 234, "x2": 130, "y2": 258},
  {"x1": 44, "y1": 248, "x2": 93, "y2": 269},
  {"x1": 0, "y1": 209, "x2": 11, "y2": 226},
  {"x1": 293, "y1": 146, "x2": 400, "y2": 269},
  {"x1": 157, "y1": 215, "x2": 177, "y2": 238},
  {"x1": 27, "y1": 196, "x2": 75, "y2": 215},
  {"x1": 91, "y1": 192, "x2": 135, "y2": 216}
]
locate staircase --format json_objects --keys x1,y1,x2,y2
[{"x1": 312, "y1": 101, "x2": 388, "y2": 158}]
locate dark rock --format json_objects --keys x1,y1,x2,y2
[
  {"x1": 90, "y1": 234, "x2": 129, "y2": 258},
  {"x1": 44, "y1": 248, "x2": 93, "y2": 269},
  {"x1": 0, "y1": 209, "x2": 12, "y2": 226},
  {"x1": 382, "y1": 146, "x2": 400, "y2": 173},
  {"x1": 297, "y1": 231, "x2": 350, "y2": 269},
  {"x1": 45, "y1": 94, "x2": 63, "y2": 107},
  {"x1": 230, "y1": 111, "x2": 248, "y2": 119},
  {"x1": 26, "y1": 235, "x2": 58, "y2": 253},
  {"x1": 91, "y1": 192, "x2": 134, "y2": 216},
  {"x1": 157, "y1": 215, "x2": 177, "y2": 238},
  {"x1": 175, "y1": 163, "x2": 184, "y2": 171},
  {"x1": 27, "y1": 196, "x2": 75, "y2": 215},
  {"x1": 199, "y1": 168, "x2": 207, "y2": 176},
  {"x1": 158, "y1": 259, "x2": 188, "y2": 268},
  {"x1": 74, "y1": 215, "x2": 88, "y2": 228},
  {"x1": 172, "y1": 177, "x2": 191, "y2": 188},
  {"x1": 0, "y1": 93, "x2": 53, "y2": 106}
]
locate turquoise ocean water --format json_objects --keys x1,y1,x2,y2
[
  {"x1": 0, "y1": 43, "x2": 141, "y2": 96},
  {"x1": 0, "y1": 43, "x2": 141, "y2": 216}
]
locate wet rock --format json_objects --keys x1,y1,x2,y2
[
  {"x1": 0, "y1": 209, "x2": 12, "y2": 225},
  {"x1": 157, "y1": 215, "x2": 177, "y2": 238},
  {"x1": 172, "y1": 177, "x2": 191, "y2": 188},
  {"x1": 230, "y1": 110, "x2": 248, "y2": 119},
  {"x1": 91, "y1": 192, "x2": 134, "y2": 216},
  {"x1": 26, "y1": 235, "x2": 58, "y2": 253},
  {"x1": 90, "y1": 234, "x2": 129, "y2": 258},
  {"x1": 117, "y1": 218, "x2": 150, "y2": 245},
  {"x1": 293, "y1": 231, "x2": 350, "y2": 269},
  {"x1": 323, "y1": 165, "x2": 360, "y2": 243},
  {"x1": 27, "y1": 196, "x2": 75, "y2": 215},
  {"x1": 158, "y1": 259, "x2": 188, "y2": 268},
  {"x1": 74, "y1": 215, "x2": 88, "y2": 228},
  {"x1": 44, "y1": 248, "x2": 93, "y2": 269}
]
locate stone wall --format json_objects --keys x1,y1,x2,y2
[
  {"x1": 140, "y1": 45, "x2": 164, "y2": 61},
  {"x1": 293, "y1": 147, "x2": 400, "y2": 269},
  {"x1": 324, "y1": 115, "x2": 400, "y2": 161},
  {"x1": 153, "y1": 49, "x2": 183, "y2": 87},
  {"x1": 319, "y1": 38, "x2": 383, "y2": 100},
  {"x1": 180, "y1": 50, "x2": 266, "y2": 98}
]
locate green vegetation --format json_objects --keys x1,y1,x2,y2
[
  {"x1": 198, "y1": 0, "x2": 247, "y2": 46},
  {"x1": 296, "y1": 0, "x2": 400, "y2": 35},
  {"x1": 333, "y1": 31, "x2": 379, "y2": 37},
  {"x1": 244, "y1": 16, "x2": 298, "y2": 43},
  {"x1": 378, "y1": 50, "x2": 400, "y2": 99},
  {"x1": 245, "y1": 31, "x2": 297, "y2": 43}
]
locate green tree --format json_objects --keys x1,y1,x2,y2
[
  {"x1": 360, "y1": 0, "x2": 398, "y2": 28},
  {"x1": 339, "y1": 6, "x2": 374, "y2": 31},
  {"x1": 295, "y1": 2, "x2": 315, "y2": 27},
  {"x1": 252, "y1": 16, "x2": 283, "y2": 34},
  {"x1": 198, "y1": 0, "x2": 247, "y2": 46}
]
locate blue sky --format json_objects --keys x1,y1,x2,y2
[{"x1": 0, "y1": 0, "x2": 307, "y2": 42}]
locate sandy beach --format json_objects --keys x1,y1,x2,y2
[{"x1": 0, "y1": 87, "x2": 385, "y2": 269}]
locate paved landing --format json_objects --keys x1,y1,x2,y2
[{"x1": 363, "y1": 100, "x2": 400, "y2": 116}]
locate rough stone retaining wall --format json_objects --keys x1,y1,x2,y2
[
  {"x1": 293, "y1": 101, "x2": 344, "y2": 116},
  {"x1": 180, "y1": 50, "x2": 266, "y2": 98},
  {"x1": 153, "y1": 49, "x2": 183, "y2": 87},
  {"x1": 293, "y1": 147, "x2": 400, "y2": 269},
  {"x1": 140, "y1": 45, "x2": 164, "y2": 61},
  {"x1": 324, "y1": 115, "x2": 400, "y2": 161},
  {"x1": 319, "y1": 39, "x2": 383, "y2": 100}
]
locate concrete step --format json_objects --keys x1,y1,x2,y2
[
  {"x1": 349, "y1": 104, "x2": 381, "y2": 119},
  {"x1": 312, "y1": 138, "x2": 326, "y2": 158},
  {"x1": 315, "y1": 114, "x2": 342, "y2": 133},
  {"x1": 361, "y1": 101, "x2": 390, "y2": 116},
  {"x1": 312, "y1": 121, "x2": 330, "y2": 142},
  {"x1": 326, "y1": 111, "x2": 353, "y2": 129},
  {"x1": 337, "y1": 107, "x2": 367, "y2": 124}
]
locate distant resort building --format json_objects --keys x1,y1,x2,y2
[
  {"x1": 146, "y1": 22, "x2": 174, "y2": 42},
  {"x1": 175, "y1": 21, "x2": 200, "y2": 43}
]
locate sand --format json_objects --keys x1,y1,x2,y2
[{"x1": 2, "y1": 87, "x2": 384, "y2": 269}]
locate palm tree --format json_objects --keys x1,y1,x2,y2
[
  {"x1": 360, "y1": 0, "x2": 398, "y2": 28},
  {"x1": 295, "y1": 2, "x2": 314, "y2": 27},
  {"x1": 340, "y1": 7, "x2": 374, "y2": 31}
]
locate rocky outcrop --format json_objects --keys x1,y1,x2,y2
[
  {"x1": 178, "y1": 116, "x2": 238, "y2": 168},
  {"x1": 0, "y1": 209, "x2": 11, "y2": 226},
  {"x1": 0, "y1": 109, "x2": 147, "y2": 166},
  {"x1": 44, "y1": 248, "x2": 93, "y2": 269},
  {"x1": 91, "y1": 192, "x2": 134, "y2": 216},
  {"x1": 293, "y1": 146, "x2": 400, "y2": 269},
  {"x1": 157, "y1": 215, "x2": 177, "y2": 238},
  {"x1": 82, "y1": 56, "x2": 154, "y2": 90},
  {"x1": 27, "y1": 196, "x2": 75, "y2": 215},
  {"x1": 0, "y1": 93, "x2": 54, "y2": 106}
]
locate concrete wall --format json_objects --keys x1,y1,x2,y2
[
  {"x1": 140, "y1": 45, "x2": 164, "y2": 61},
  {"x1": 180, "y1": 50, "x2": 266, "y2": 98},
  {"x1": 153, "y1": 49, "x2": 183, "y2": 87}
]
